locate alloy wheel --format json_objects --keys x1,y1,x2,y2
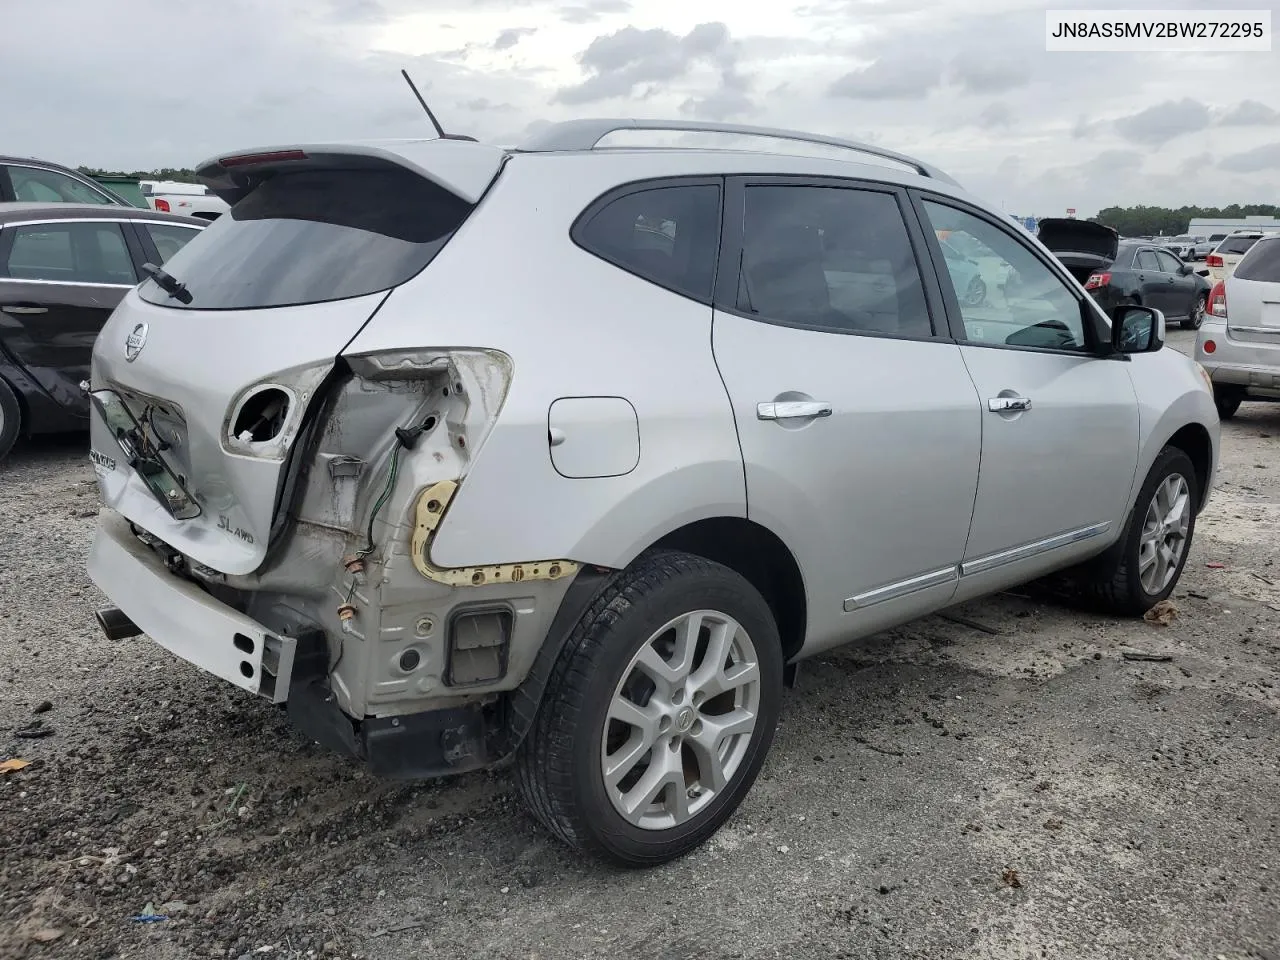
[
  {"x1": 1138, "y1": 473, "x2": 1191, "y2": 594},
  {"x1": 600, "y1": 609, "x2": 761, "y2": 831}
]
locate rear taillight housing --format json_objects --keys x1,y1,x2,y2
[
  {"x1": 1208, "y1": 280, "x2": 1227, "y2": 318},
  {"x1": 154, "y1": 198, "x2": 170, "y2": 213},
  {"x1": 1084, "y1": 271, "x2": 1110, "y2": 290},
  {"x1": 1207, "y1": 254, "x2": 1224, "y2": 268}
]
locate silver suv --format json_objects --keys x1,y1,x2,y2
[{"x1": 84, "y1": 120, "x2": 1220, "y2": 866}]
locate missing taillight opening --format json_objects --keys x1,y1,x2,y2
[{"x1": 232, "y1": 388, "x2": 290, "y2": 443}]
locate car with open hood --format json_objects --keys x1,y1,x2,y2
[
  {"x1": 1037, "y1": 219, "x2": 1209, "y2": 329},
  {"x1": 83, "y1": 120, "x2": 1219, "y2": 867}
]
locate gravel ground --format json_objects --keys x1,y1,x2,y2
[{"x1": 2, "y1": 330, "x2": 1278, "y2": 960}]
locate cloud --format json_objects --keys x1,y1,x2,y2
[
  {"x1": 947, "y1": 53, "x2": 1030, "y2": 95},
  {"x1": 1178, "y1": 152, "x2": 1212, "y2": 176},
  {"x1": 1114, "y1": 98, "x2": 1212, "y2": 146},
  {"x1": 1216, "y1": 100, "x2": 1280, "y2": 127},
  {"x1": 975, "y1": 102, "x2": 1014, "y2": 129},
  {"x1": 554, "y1": 21, "x2": 749, "y2": 111},
  {"x1": 558, "y1": 0, "x2": 629, "y2": 23},
  {"x1": 829, "y1": 57, "x2": 941, "y2": 100},
  {"x1": 1219, "y1": 142, "x2": 1280, "y2": 174},
  {"x1": 493, "y1": 27, "x2": 537, "y2": 51}
]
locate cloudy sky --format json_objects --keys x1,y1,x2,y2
[{"x1": 4, "y1": 0, "x2": 1278, "y2": 217}]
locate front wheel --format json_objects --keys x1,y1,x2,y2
[
  {"x1": 1183, "y1": 293, "x2": 1206, "y2": 330},
  {"x1": 962, "y1": 275, "x2": 987, "y2": 307},
  {"x1": 516, "y1": 550, "x2": 783, "y2": 867},
  {"x1": 1079, "y1": 446, "x2": 1199, "y2": 616}
]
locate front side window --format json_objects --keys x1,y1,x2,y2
[
  {"x1": 738, "y1": 185, "x2": 932, "y2": 337},
  {"x1": 142, "y1": 223, "x2": 202, "y2": 264},
  {"x1": 574, "y1": 183, "x2": 721, "y2": 302},
  {"x1": 1155, "y1": 250, "x2": 1183, "y2": 273},
  {"x1": 3, "y1": 221, "x2": 136, "y2": 284},
  {"x1": 921, "y1": 199, "x2": 1086, "y2": 352},
  {"x1": 8, "y1": 166, "x2": 113, "y2": 204}
]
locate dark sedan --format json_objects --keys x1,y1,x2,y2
[
  {"x1": 0, "y1": 203, "x2": 205, "y2": 460},
  {"x1": 1082, "y1": 241, "x2": 1210, "y2": 329}
]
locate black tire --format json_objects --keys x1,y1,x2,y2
[
  {"x1": 1183, "y1": 293, "x2": 1206, "y2": 330},
  {"x1": 0, "y1": 378, "x2": 21, "y2": 463},
  {"x1": 1079, "y1": 446, "x2": 1199, "y2": 617},
  {"x1": 1214, "y1": 386, "x2": 1243, "y2": 420},
  {"x1": 515, "y1": 550, "x2": 783, "y2": 867}
]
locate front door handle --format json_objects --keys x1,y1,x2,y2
[
  {"x1": 1, "y1": 305, "x2": 48, "y2": 315},
  {"x1": 988, "y1": 396, "x2": 1031, "y2": 412},
  {"x1": 757, "y1": 401, "x2": 833, "y2": 421}
]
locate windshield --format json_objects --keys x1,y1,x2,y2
[{"x1": 138, "y1": 167, "x2": 473, "y2": 310}]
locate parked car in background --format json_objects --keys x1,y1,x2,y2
[
  {"x1": 1160, "y1": 236, "x2": 1198, "y2": 260},
  {"x1": 82, "y1": 119, "x2": 1217, "y2": 867},
  {"x1": 1080, "y1": 240, "x2": 1209, "y2": 329},
  {"x1": 0, "y1": 203, "x2": 204, "y2": 460},
  {"x1": 1196, "y1": 234, "x2": 1280, "y2": 419},
  {"x1": 0, "y1": 155, "x2": 134, "y2": 207},
  {"x1": 141, "y1": 180, "x2": 229, "y2": 221},
  {"x1": 1206, "y1": 231, "x2": 1273, "y2": 282}
]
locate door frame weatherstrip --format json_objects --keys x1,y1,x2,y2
[{"x1": 842, "y1": 521, "x2": 1111, "y2": 613}]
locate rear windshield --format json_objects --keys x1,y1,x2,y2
[
  {"x1": 1233, "y1": 237, "x2": 1280, "y2": 282},
  {"x1": 1218, "y1": 236, "x2": 1260, "y2": 255},
  {"x1": 139, "y1": 167, "x2": 473, "y2": 310}
]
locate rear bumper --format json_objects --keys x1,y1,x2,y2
[
  {"x1": 1197, "y1": 330, "x2": 1280, "y2": 397},
  {"x1": 87, "y1": 509, "x2": 297, "y2": 703}
]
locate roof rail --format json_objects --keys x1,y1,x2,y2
[{"x1": 515, "y1": 118, "x2": 960, "y2": 186}]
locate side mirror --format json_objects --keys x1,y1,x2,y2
[
  {"x1": 1111, "y1": 304, "x2": 1164, "y2": 353},
  {"x1": 1179, "y1": 263, "x2": 1194, "y2": 275}
]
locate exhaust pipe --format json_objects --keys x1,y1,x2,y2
[{"x1": 96, "y1": 607, "x2": 143, "y2": 641}]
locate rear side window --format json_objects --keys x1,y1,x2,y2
[
  {"x1": 738, "y1": 185, "x2": 932, "y2": 337},
  {"x1": 1136, "y1": 250, "x2": 1161, "y2": 271},
  {"x1": 142, "y1": 222, "x2": 203, "y2": 264},
  {"x1": 139, "y1": 168, "x2": 473, "y2": 310},
  {"x1": 573, "y1": 183, "x2": 722, "y2": 302},
  {"x1": 1219, "y1": 236, "x2": 1260, "y2": 255},
  {"x1": 1233, "y1": 237, "x2": 1280, "y2": 281},
  {"x1": 3, "y1": 221, "x2": 136, "y2": 284}
]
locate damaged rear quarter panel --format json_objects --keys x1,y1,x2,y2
[{"x1": 338, "y1": 152, "x2": 748, "y2": 572}]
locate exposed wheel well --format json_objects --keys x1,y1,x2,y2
[
  {"x1": 1164, "y1": 423, "x2": 1213, "y2": 511},
  {"x1": 653, "y1": 517, "x2": 806, "y2": 662}
]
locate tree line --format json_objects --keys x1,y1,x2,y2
[
  {"x1": 1091, "y1": 204, "x2": 1280, "y2": 237},
  {"x1": 77, "y1": 166, "x2": 202, "y2": 184}
]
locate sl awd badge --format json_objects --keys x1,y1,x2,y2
[{"x1": 124, "y1": 322, "x2": 149, "y2": 362}]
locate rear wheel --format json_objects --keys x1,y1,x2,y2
[
  {"x1": 516, "y1": 550, "x2": 783, "y2": 867},
  {"x1": 1214, "y1": 386, "x2": 1243, "y2": 420},
  {"x1": 0, "y1": 378, "x2": 21, "y2": 462},
  {"x1": 1183, "y1": 293, "x2": 1206, "y2": 330},
  {"x1": 1079, "y1": 446, "x2": 1199, "y2": 616}
]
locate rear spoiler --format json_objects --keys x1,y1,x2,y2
[{"x1": 194, "y1": 139, "x2": 508, "y2": 206}]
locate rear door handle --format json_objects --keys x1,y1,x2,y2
[
  {"x1": 757, "y1": 401, "x2": 832, "y2": 421},
  {"x1": 1, "y1": 305, "x2": 48, "y2": 315},
  {"x1": 988, "y1": 396, "x2": 1031, "y2": 412}
]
